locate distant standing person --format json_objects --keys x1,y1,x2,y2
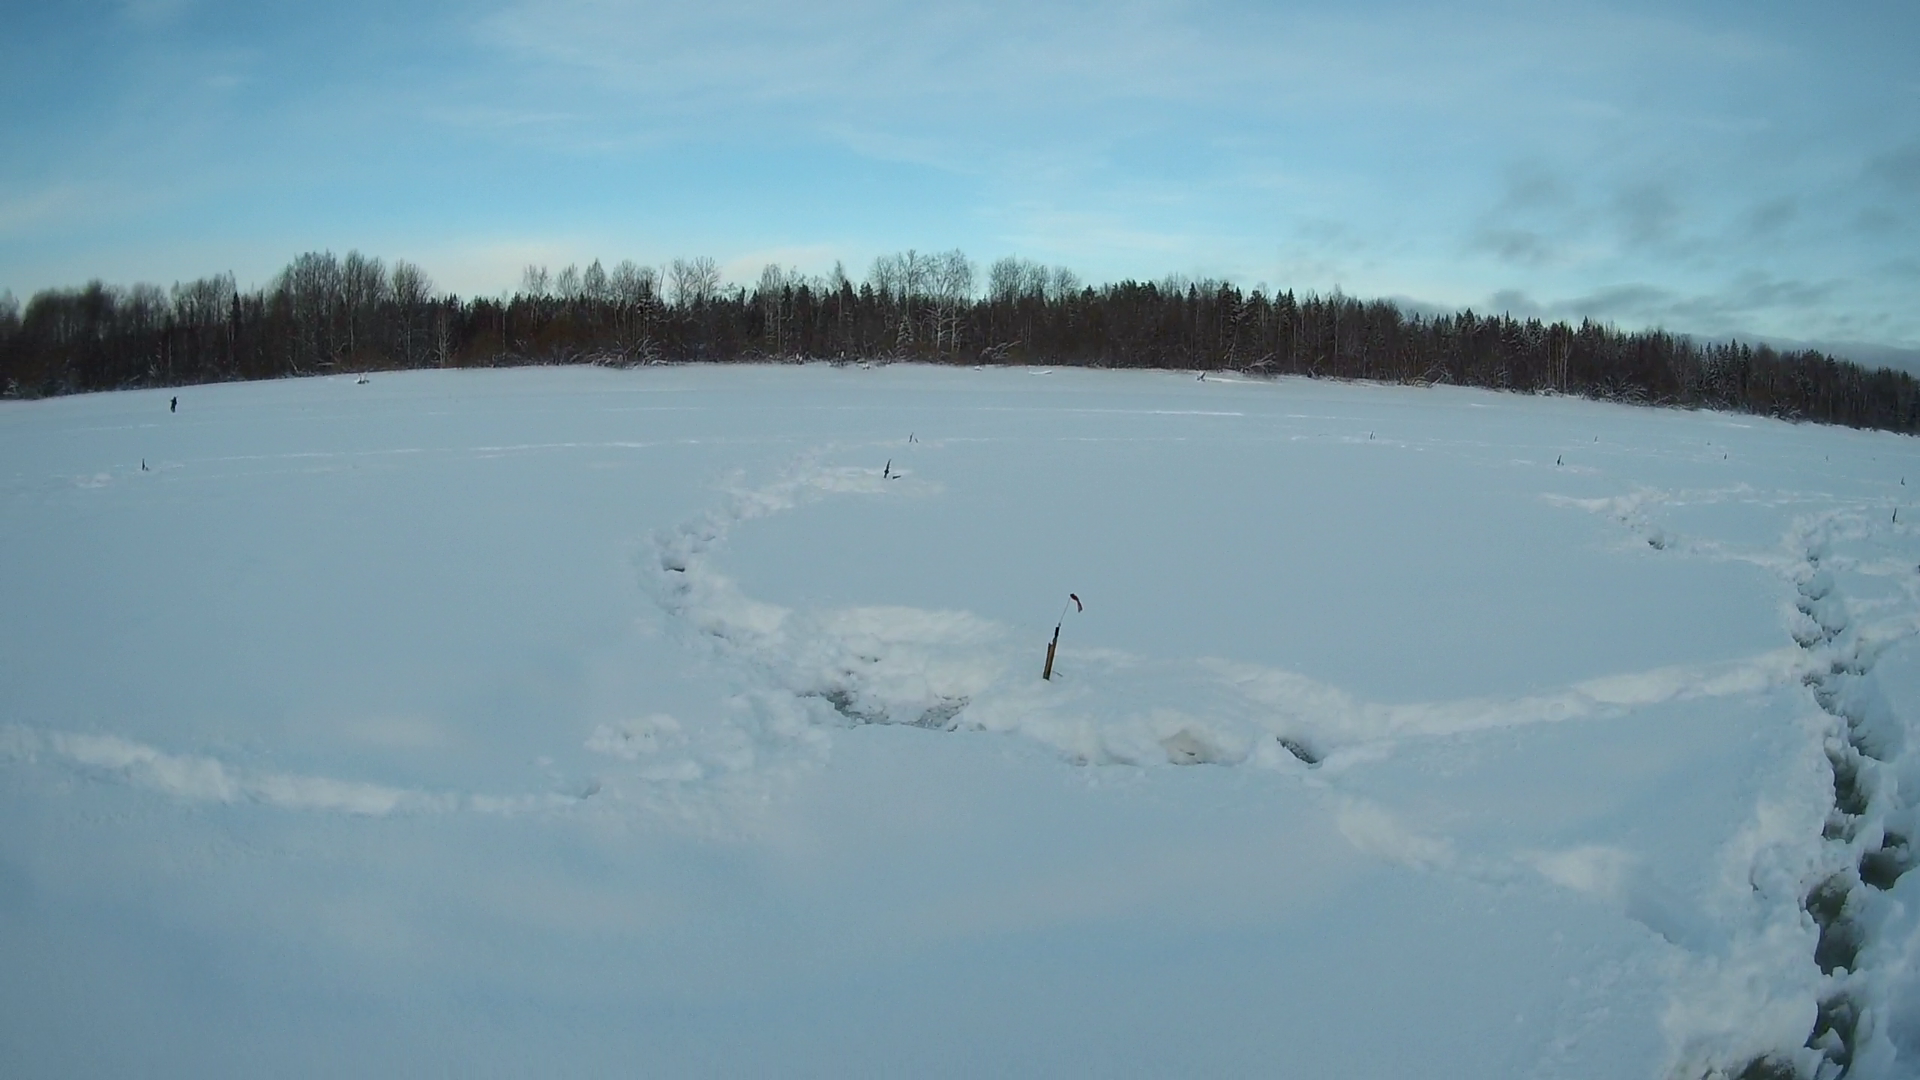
[{"x1": 170, "y1": 396, "x2": 177, "y2": 413}]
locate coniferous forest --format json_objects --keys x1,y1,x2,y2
[{"x1": 3, "y1": 248, "x2": 1916, "y2": 435}]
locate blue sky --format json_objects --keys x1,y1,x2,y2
[{"x1": 4, "y1": 0, "x2": 1917, "y2": 359}]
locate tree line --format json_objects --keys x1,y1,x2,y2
[{"x1": 3, "y1": 248, "x2": 1916, "y2": 435}]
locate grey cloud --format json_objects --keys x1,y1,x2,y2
[
  {"x1": 1495, "y1": 162, "x2": 1573, "y2": 213},
  {"x1": 1741, "y1": 196, "x2": 1797, "y2": 237},
  {"x1": 1470, "y1": 162, "x2": 1583, "y2": 267},
  {"x1": 1294, "y1": 217, "x2": 1359, "y2": 245},
  {"x1": 1866, "y1": 141, "x2": 1920, "y2": 196},
  {"x1": 1723, "y1": 275, "x2": 1837, "y2": 312},
  {"x1": 1698, "y1": 334, "x2": 1920, "y2": 377},
  {"x1": 1852, "y1": 206, "x2": 1909, "y2": 235},
  {"x1": 1472, "y1": 227, "x2": 1562, "y2": 267},
  {"x1": 1484, "y1": 288, "x2": 1544, "y2": 318},
  {"x1": 1811, "y1": 342, "x2": 1920, "y2": 375},
  {"x1": 1560, "y1": 283, "x2": 1677, "y2": 322},
  {"x1": 1383, "y1": 294, "x2": 1455, "y2": 320},
  {"x1": 1610, "y1": 182, "x2": 1682, "y2": 247},
  {"x1": 1465, "y1": 274, "x2": 1844, "y2": 339},
  {"x1": 1588, "y1": 276, "x2": 1834, "y2": 329}
]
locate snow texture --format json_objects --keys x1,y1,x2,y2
[{"x1": 1, "y1": 363, "x2": 1917, "y2": 1077}]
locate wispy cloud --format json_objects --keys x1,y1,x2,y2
[
  {"x1": 1866, "y1": 140, "x2": 1920, "y2": 197},
  {"x1": 1740, "y1": 196, "x2": 1797, "y2": 238},
  {"x1": 720, "y1": 245, "x2": 846, "y2": 285},
  {"x1": 0, "y1": 184, "x2": 97, "y2": 235},
  {"x1": 2, "y1": 0, "x2": 1916, "y2": 350},
  {"x1": 1484, "y1": 273, "x2": 1849, "y2": 338},
  {"x1": 467, "y1": 0, "x2": 1787, "y2": 155},
  {"x1": 118, "y1": 0, "x2": 198, "y2": 28},
  {"x1": 1609, "y1": 182, "x2": 1683, "y2": 249}
]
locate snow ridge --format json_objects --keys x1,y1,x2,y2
[
  {"x1": 643, "y1": 455, "x2": 1812, "y2": 779},
  {"x1": 642, "y1": 452, "x2": 1920, "y2": 1078},
  {"x1": 1679, "y1": 512, "x2": 1920, "y2": 1080},
  {"x1": 1772, "y1": 518, "x2": 1918, "y2": 1079},
  {"x1": 0, "y1": 725, "x2": 580, "y2": 816}
]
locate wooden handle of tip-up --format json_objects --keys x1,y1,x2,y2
[{"x1": 1043, "y1": 625, "x2": 1060, "y2": 681}]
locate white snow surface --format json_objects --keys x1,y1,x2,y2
[{"x1": 2, "y1": 364, "x2": 1918, "y2": 1077}]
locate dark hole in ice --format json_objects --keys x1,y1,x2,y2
[
  {"x1": 817, "y1": 686, "x2": 886, "y2": 724},
  {"x1": 1806, "y1": 993, "x2": 1858, "y2": 1073},
  {"x1": 913, "y1": 698, "x2": 968, "y2": 730},
  {"x1": 1828, "y1": 747, "x2": 1870, "y2": 816},
  {"x1": 1805, "y1": 875, "x2": 1861, "y2": 975},
  {"x1": 1732, "y1": 1054, "x2": 1801, "y2": 1080},
  {"x1": 1861, "y1": 834, "x2": 1913, "y2": 891},
  {"x1": 1278, "y1": 737, "x2": 1321, "y2": 765}
]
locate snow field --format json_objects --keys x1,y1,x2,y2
[{"x1": 2, "y1": 364, "x2": 1918, "y2": 1077}]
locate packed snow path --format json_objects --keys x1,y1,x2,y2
[{"x1": 2, "y1": 365, "x2": 1917, "y2": 1078}]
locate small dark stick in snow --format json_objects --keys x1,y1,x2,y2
[
  {"x1": 1556, "y1": 454, "x2": 1562, "y2": 466},
  {"x1": 1042, "y1": 593, "x2": 1083, "y2": 682},
  {"x1": 169, "y1": 396, "x2": 177, "y2": 413},
  {"x1": 141, "y1": 459, "x2": 148, "y2": 471},
  {"x1": 883, "y1": 459, "x2": 893, "y2": 480}
]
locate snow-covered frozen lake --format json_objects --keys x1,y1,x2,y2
[{"x1": 3, "y1": 364, "x2": 1918, "y2": 1077}]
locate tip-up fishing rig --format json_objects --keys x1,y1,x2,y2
[{"x1": 1043, "y1": 593, "x2": 1082, "y2": 681}]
